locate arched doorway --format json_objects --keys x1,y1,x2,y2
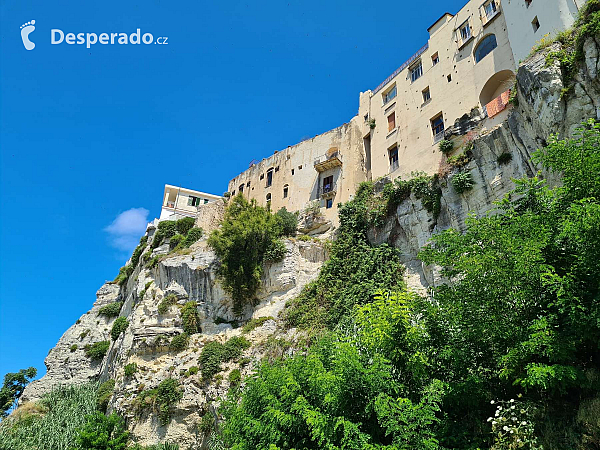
[{"x1": 479, "y1": 70, "x2": 515, "y2": 117}]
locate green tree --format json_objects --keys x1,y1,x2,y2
[
  {"x1": 0, "y1": 367, "x2": 37, "y2": 417},
  {"x1": 75, "y1": 412, "x2": 129, "y2": 450}
]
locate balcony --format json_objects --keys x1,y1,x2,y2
[
  {"x1": 318, "y1": 182, "x2": 337, "y2": 199},
  {"x1": 314, "y1": 152, "x2": 342, "y2": 172},
  {"x1": 165, "y1": 201, "x2": 175, "y2": 208}
]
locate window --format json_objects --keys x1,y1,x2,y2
[
  {"x1": 447, "y1": 74, "x2": 452, "y2": 82},
  {"x1": 204, "y1": 199, "x2": 209, "y2": 204},
  {"x1": 422, "y1": 87, "x2": 431, "y2": 103},
  {"x1": 187, "y1": 196, "x2": 202, "y2": 207},
  {"x1": 239, "y1": 184, "x2": 244, "y2": 193},
  {"x1": 483, "y1": 0, "x2": 497, "y2": 20},
  {"x1": 283, "y1": 185, "x2": 289, "y2": 198},
  {"x1": 382, "y1": 84, "x2": 397, "y2": 105},
  {"x1": 431, "y1": 52, "x2": 439, "y2": 66},
  {"x1": 431, "y1": 114, "x2": 445, "y2": 142},
  {"x1": 266, "y1": 193, "x2": 271, "y2": 202},
  {"x1": 323, "y1": 176, "x2": 334, "y2": 194},
  {"x1": 459, "y1": 22, "x2": 471, "y2": 43},
  {"x1": 532, "y1": 16, "x2": 540, "y2": 32},
  {"x1": 298, "y1": 165, "x2": 302, "y2": 170},
  {"x1": 387, "y1": 112, "x2": 396, "y2": 132},
  {"x1": 246, "y1": 181, "x2": 250, "y2": 187},
  {"x1": 266, "y1": 169, "x2": 273, "y2": 187},
  {"x1": 410, "y1": 62, "x2": 423, "y2": 82},
  {"x1": 326, "y1": 198, "x2": 333, "y2": 209},
  {"x1": 389, "y1": 146, "x2": 399, "y2": 172},
  {"x1": 475, "y1": 34, "x2": 498, "y2": 63},
  {"x1": 291, "y1": 169, "x2": 295, "y2": 175}
]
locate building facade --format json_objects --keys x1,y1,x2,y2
[
  {"x1": 227, "y1": 0, "x2": 581, "y2": 228},
  {"x1": 160, "y1": 184, "x2": 222, "y2": 221}
]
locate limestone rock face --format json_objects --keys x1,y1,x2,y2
[
  {"x1": 22, "y1": 238, "x2": 326, "y2": 448},
  {"x1": 370, "y1": 37, "x2": 600, "y2": 294},
  {"x1": 297, "y1": 210, "x2": 332, "y2": 235}
]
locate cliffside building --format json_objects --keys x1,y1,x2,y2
[
  {"x1": 228, "y1": 0, "x2": 581, "y2": 227},
  {"x1": 160, "y1": 184, "x2": 222, "y2": 221}
]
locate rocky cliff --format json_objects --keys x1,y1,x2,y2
[{"x1": 20, "y1": 36, "x2": 600, "y2": 449}]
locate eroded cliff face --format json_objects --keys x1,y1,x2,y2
[
  {"x1": 369, "y1": 37, "x2": 600, "y2": 293},
  {"x1": 22, "y1": 238, "x2": 326, "y2": 448}
]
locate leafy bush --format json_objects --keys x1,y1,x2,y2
[
  {"x1": 110, "y1": 317, "x2": 129, "y2": 341},
  {"x1": 451, "y1": 171, "x2": 475, "y2": 194},
  {"x1": 158, "y1": 294, "x2": 178, "y2": 315},
  {"x1": 70, "y1": 344, "x2": 78, "y2": 352},
  {"x1": 497, "y1": 151, "x2": 513, "y2": 165},
  {"x1": 135, "y1": 378, "x2": 182, "y2": 425},
  {"x1": 96, "y1": 379, "x2": 115, "y2": 412},
  {"x1": 199, "y1": 412, "x2": 215, "y2": 435},
  {"x1": 151, "y1": 221, "x2": 177, "y2": 250},
  {"x1": 439, "y1": 139, "x2": 454, "y2": 155},
  {"x1": 175, "y1": 217, "x2": 195, "y2": 235},
  {"x1": 169, "y1": 333, "x2": 189, "y2": 352},
  {"x1": 182, "y1": 227, "x2": 203, "y2": 247},
  {"x1": 124, "y1": 363, "x2": 138, "y2": 377},
  {"x1": 98, "y1": 302, "x2": 123, "y2": 318},
  {"x1": 85, "y1": 341, "x2": 110, "y2": 360},
  {"x1": 185, "y1": 366, "x2": 199, "y2": 377},
  {"x1": 199, "y1": 337, "x2": 250, "y2": 380},
  {"x1": 263, "y1": 239, "x2": 286, "y2": 263},
  {"x1": 448, "y1": 151, "x2": 470, "y2": 168},
  {"x1": 228, "y1": 369, "x2": 241, "y2": 387},
  {"x1": 275, "y1": 207, "x2": 298, "y2": 236},
  {"x1": 181, "y1": 302, "x2": 200, "y2": 335},
  {"x1": 130, "y1": 236, "x2": 148, "y2": 268},
  {"x1": 75, "y1": 411, "x2": 128, "y2": 450},
  {"x1": 241, "y1": 316, "x2": 274, "y2": 334},
  {"x1": 0, "y1": 384, "x2": 98, "y2": 450},
  {"x1": 168, "y1": 234, "x2": 185, "y2": 250},
  {"x1": 208, "y1": 195, "x2": 288, "y2": 314},
  {"x1": 113, "y1": 265, "x2": 133, "y2": 286}
]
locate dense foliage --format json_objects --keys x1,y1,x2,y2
[
  {"x1": 181, "y1": 301, "x2": 200, "y2": 335},
  {"x1": 208, "y1": 195, "x2": 292, "y2": 314},
  {"x1": 135, "y1": 378, "x2": 183, "y2": 425},
  {"x1": 75, "y1": 412, "x2": 128, "y2": 450},
  {"x1": 110, "y1": 317, "x2": 129, "y2": 341},
  {"x1": 199, "y1": 336, "x2": 251, "y2": 380},
  {"x1": 85, "y1": 341, "x2": 110, "y2": 361},
  {"x1": 98, "y1": 302, "x2": 123, "y2": 318},
  {"x1": 221, "y1": 120, "x2": 600, "y2": 449}
]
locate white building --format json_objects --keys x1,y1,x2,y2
[
  {"x1": 159, "y1": 184, "x2": 222, "y2": 221},
  {"x1": 503, "y1": 0, "x2": 585, "y2": 63}
]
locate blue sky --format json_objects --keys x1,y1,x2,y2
[{"x1": 0, "y1": 0, "x2": 466, "y2": 380}]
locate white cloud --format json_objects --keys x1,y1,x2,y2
[{"x1": 104, "y1": 207, "x2": 149, "y2": 252}]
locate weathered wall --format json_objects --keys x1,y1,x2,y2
[
  {"x1": 369, "y1": 37, "x2": 600, "y2": 293},
  {"x1": 194, "y1": 198, "x2": 225, "y2": 235}
]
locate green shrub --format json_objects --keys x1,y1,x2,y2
[
  {"x1": 198, "y1": 337, "x2": 250, "y2": 380},
  {"x1": 296, "y1": 234, "x2": 313, "y2": 242},
  {"x1": 110, "y1": 317, "x2": 129, "y2": 341},
  {"x1": 142, "y1": 252, "x2": 153, "y2": 264},
  {"x1": 158, "y1": 294, "x2": 178, "y2": 315},
  {"x1": 181, "y1": 302, "x2": 200, "y2": 335},
  {"x1": 169, "y1": 333, "x2": 189, "y2": 352},
  {"x1": 182, "y1": 227, "x2": 203, "y2": 248},
  {"x1": 148, "y1": 256, "x2": 160, "y2": 269},
  {"x1": 199, "y1": 412, "x2": 215, "y2": 435},
  {"x1": 451, "y1": 171, "x2": 475, "y2": 194},
  {"x1": 263, "y1": 239, "x2": 286, "y2": 262},
  {"x1": 138, "y1": 289, "x2": 146, "y2": 302},
  {"x1": 70, "y1": 344, "x2": 78, "y2": 353},
  {"x1": 175, "y1": 217, "x2": 195, "y2": 236},
  {"x1": 85, "y1": 341, "x2": 110, "y2": 360},
  {"x1": 130, "y1": 236, "x2": 148, "y2": 268},
  {"x1": 80, "y1": 329, "x2": 90, "y2": 339},
  {"x1": 275, "y1": 207, "x2": 298, "y2": 236},
  {"x1": 135, "y1": 378, "x2": 182, "y2": 425},
  {"x1": 497, "y1": 151, "x2": 513, "y2": 165},
  {"x1": 96, "y1": 379, "x2": 115, "y2": 412},
  {"x1": 124, "y1": 363, "x2": 138, "y2": 377},
  {"x1": 448, "y1": 151, "x2": 470, "y2": 168},
  {"x1": 242, "y1": 316, "x2": 274, "y2": 334},
  {"x1": 98, "y1": 302, "x2": 123, "y2": 318},
  {"x1": 168, "y1": 234, "x2": 185, "y2": 250},
  {"x1": 208, "y1": 195, "x2": 288, "y2": 314},
  {"x1": 151, "y1": 221, "x2": 177, "y2": 250},
  {"x1": 185, "y1": 366, "x2": 199, "y2": 377},
  {"x1": 75, "y1": 411, "x2": 129, "y2": 449},
  {"x1": 439, "y1": 139, "x2": 454, "y2": 155},
  {"x1": 368, "y1": 118, "x2": 376, "y2": 129},
  {"x1": 228, "y1": 369, "x2": 241, "y2": 387},
  {"x1": 113, "y1": 265, "x2": 133, "y2": 286}
]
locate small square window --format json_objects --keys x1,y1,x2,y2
[
  {"x1": 410, "y1": 62, "x2": 423, "y2": 82},
  {"x1": 532, "y1": 16, "x2": 540, "y2": 32},
  {"x1": 422, "y1": 87, "x2": 431, "y2": 103},
  {"x1": 459, "y1": 22, "x2": 471, "y2": 43},
  {"x1": 382, "y1": 84, "x2": 397, "y2": 105},
  {"x1": 431, "y1": 52, "x2": 439, "y2": 66},
  {"x1": 326, "y1": 198, "x2": 333, "y2": 209},
  {"x1": 483, "y1": 0, "x2": 497, "y2": 20}
]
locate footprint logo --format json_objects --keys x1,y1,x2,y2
[{"x1": 20, "y1": 20, "x2": 36, "y2": 50}]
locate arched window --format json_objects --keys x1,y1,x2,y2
[{"x1": 474, "y1": 35, "x2": 497, "y2": 63}]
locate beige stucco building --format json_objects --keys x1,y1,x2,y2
[{"x1": 228, "y1": 0, "x2": 580, "y2": 228}]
